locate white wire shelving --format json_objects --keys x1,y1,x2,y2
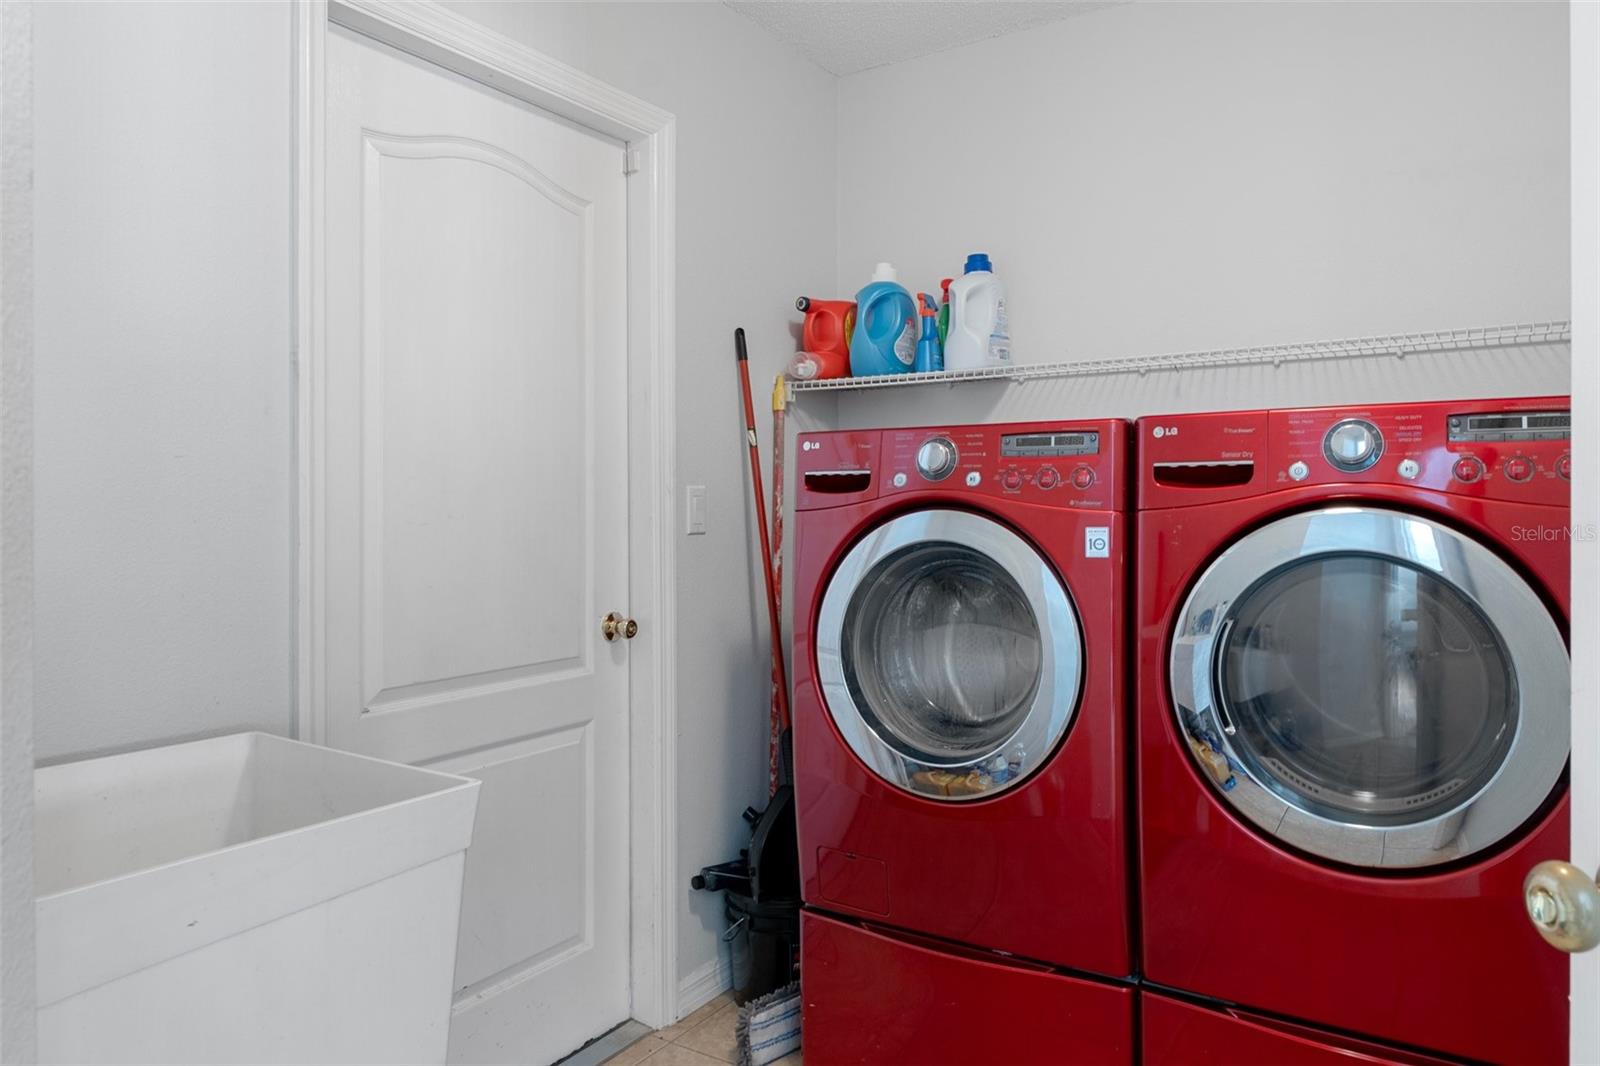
[{"x1": 785, "y1": 320, "x2": 1572, "y2": 402}]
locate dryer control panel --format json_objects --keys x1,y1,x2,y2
[{"x1": 1138, "y1": 396, "x2": 1569, "y2": 509}]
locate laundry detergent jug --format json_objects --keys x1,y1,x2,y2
[
  {"x1": 849, "y1": 263, "x2": 917, "y2": 376},
  {"x1": 794, "y1": 297, "x2": 855, "y2": 380},
  {"x1": 944, "y1": 253, "x2": 1010, "y2": 371}
]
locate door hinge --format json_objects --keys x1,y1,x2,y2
[{"x1": 623, "y1": 148, "x2": 641, "y2": 176}]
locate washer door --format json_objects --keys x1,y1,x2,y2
[
  {"x1": 1171, "y1": 505, "x2": 1568, "y2": 868},
  {"x1": 816, "y1": 509, "x2": 1083, "y2": 801}
]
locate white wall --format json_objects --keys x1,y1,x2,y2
[
  {"x1": 32, "y1": 0, "x2": 834, "y2": 1000},
  {"x1": 433, "y1": 2, "x2": 837, "y2": 996},
  {"x1": 836, "y1": 1, "x2": 1570, "y2": 366},
  {"x1": 32, "y1": 1, "x2": 294, "y2": 763}
]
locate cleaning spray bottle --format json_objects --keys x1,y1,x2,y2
[
  {"x1": 937, "y1": 278, "x2": 953, "y2": 347},
  {"x1": 915, "y1": 293, "x2": 943, "y2": 373},
  {"x1": 849, "y1": 262, "x2": 917, "y2": 376}
]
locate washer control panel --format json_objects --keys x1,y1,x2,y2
[{"x1": 884, "y1": 420, "x2": 1124, "y2": 510}]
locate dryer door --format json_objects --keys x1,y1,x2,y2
[
  {"x1": 1171, "y1": 505, "x2": 1568, "y2": 868},
  {"x1": 816, "y1": 509, "x2": 1083, "y2": 802}
]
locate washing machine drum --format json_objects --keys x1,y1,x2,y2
[
  {"x1": 815, "y1": 509, "x2": 1083, "y2": 802},
  {"x1": 1170, "y1": 505, "x2": 1569, "y2": 869}
]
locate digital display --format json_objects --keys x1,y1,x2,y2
[
  {"x1": 1449, "y1": 410, "x2": 1570, "y2": 442},
  {"x1": 1001, "y1": 431, "x2": 1100, "y2": 457}
]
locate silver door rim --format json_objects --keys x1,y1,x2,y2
[
  {"x1": 816, "y1": 509, "x2": 1083, "y2": 802},
  {"x1": 1170, "y1": 505, "x2": 1569, "y2": 869}
]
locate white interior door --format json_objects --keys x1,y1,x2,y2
[
  {"x1": 324, "y1": 27, "x2": 631, "y2": 1065},
  {"x1": 1572, "y1": 2, "x2": 1599, "y2": 1059}
]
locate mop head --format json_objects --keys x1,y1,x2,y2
[{"x1": 736, "y1": 981, "x2": 800, "y2": 1066}]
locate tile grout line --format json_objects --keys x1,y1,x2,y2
[{"x1": 605, "y1": 993, "x2": 740, "y2": 1066}]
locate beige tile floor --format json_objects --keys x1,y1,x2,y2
[{"x1": 602, "y1": 993, "x2": 801, "y2": 1066}]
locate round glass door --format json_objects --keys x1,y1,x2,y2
[
  {"x1": 1218, "y1": 555, "x2": 1516, "y2": 825},
  {"x1": 816, "y1": 510, "x2": 1082, "y2": 801},
  {"x1": 1171, "y1": 506, "x2": 1567, "y2": 868}
]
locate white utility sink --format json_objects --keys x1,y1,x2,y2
[{"x1": 34, "y1": 731, "x2": 481, "y2": 1065}]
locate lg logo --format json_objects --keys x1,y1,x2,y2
[
  {"x1": 1152, "y1": 426, "x2": 1179, "y2": 439},
  {"x1": 802, "y1": 440, "x2": 820, "y2": 452}
]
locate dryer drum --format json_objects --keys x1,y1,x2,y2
[{"x1": 1171, "y1": 505, "x2": 1569, "y2": 868}]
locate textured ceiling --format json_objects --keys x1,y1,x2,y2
[{"x1": 725, "y1": 1, "x2": 1123, "y2": 76}]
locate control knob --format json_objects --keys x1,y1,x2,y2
[
  {"x1": 916, "y1": 437, "x2": 958, "y2": 481},
  {"x1": 1504, "y1": 456, "x2": 1536, "y2": 483},
  {"x1": 1323, "y1": 419, "x2": 1383, "y2": 473}
]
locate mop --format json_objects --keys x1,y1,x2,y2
[
  {"x1": 737, "y1": 982, "x2": 802, "y2": 1066},
  {"x1": 733, "y1": 329, "x2": 800, "y2": 1065}
]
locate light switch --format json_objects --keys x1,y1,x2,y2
[{"x1": 686, "y1": 485, "x2": 707, "y2": 535}]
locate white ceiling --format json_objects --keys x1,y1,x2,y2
[{"x1": 724, "y1": 1, "x2": 1122, "y2": 77}]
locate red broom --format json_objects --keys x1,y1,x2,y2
[{"x1": 734, "y1": 328, "x2": 792, "y2": 790}]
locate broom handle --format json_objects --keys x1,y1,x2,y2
[
  {"x1": 735, "y1": 329, "x2": 792, "y2": 734},
  {"x1": 768, "y1": 373, "x2": 787, "y2": 796}
]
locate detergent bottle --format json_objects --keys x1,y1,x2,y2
[
  {"x1": 849, "y1": 263, "x2": 917, "y2": 376},
  {"x1": 794, "y1": 297, "x2": 854, "y2": 379},
  {"x1": 914, "y1": 293, "x2": 943, "y2": 373},
  {"x1": 944, "y1": 253, "x2": 1010, "y2": 371}
]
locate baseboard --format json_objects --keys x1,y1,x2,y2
[{"x1": 675, "y1": 954, "x2": 732, "y2": 1020}]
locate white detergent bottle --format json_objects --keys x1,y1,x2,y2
[{"x1": 944, "y1": 253, "x2": 1010, "y2": 371}]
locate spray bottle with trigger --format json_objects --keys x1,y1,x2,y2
[{"x1": 915, "y1": 293, "x2": 943, "y2": 373}]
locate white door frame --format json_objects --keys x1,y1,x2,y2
[
  {"x1": 1570, "y1": 1, "x2": 1598, "y2": 1059},
  {"x1": 0, "y1": 1, "x2": 37, "y2": 1061},
  {"x1": 292, "y1": 0, "x2": 680, "y2": 1030}
]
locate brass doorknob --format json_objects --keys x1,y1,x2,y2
[
  {"x1": 601, "y1": 612, "x2": 639, "y2": 642},
  {"x1": 1524, "y1": 860, "x2": 1600, "y2": 953}
]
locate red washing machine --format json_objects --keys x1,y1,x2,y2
[
  {"x1": 1135, "y1": 398, "x2": 1571, "y2": 1064},
  {"x1": 792, "y1": 421, "x2": 1134, "y2": 1064}
]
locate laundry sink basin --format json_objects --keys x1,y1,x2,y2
[{"x1": 34, "y1": 731, "x2": 480, "y2": 1065}]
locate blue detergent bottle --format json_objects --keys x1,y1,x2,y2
[{"x1": 850, "y1": 262, "x2": 917, "y2": 376}]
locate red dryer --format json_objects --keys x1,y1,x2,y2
[
  {"x1": 792, "y1": 421, "x2": 1134, "y2": 1064},
  {"x1": 1135, "y1": 398, "x2": 1571, "y2": 1064}
]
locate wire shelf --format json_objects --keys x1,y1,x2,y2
[{"x1": 786, "y1": 320, "x2": 1572, "y2": 401}]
